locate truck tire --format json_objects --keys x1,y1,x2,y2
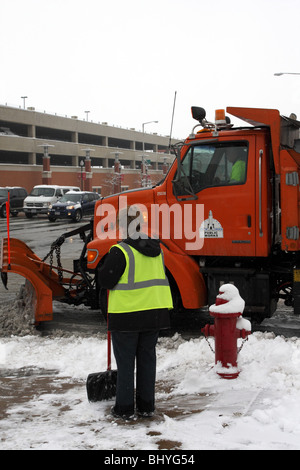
[{"x1": 25, "y1": 213, "x2": 33, "y2": 218}]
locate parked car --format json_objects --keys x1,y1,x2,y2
[
  {"x1": 0, "y1": 187, "x2": 28, "y2": 218},
  {"x1": 47, "y1": 191, "x2": 100, "y2": 222},
  {"x1": 24, "y1": 185, "x2": 80, "y2": 218}
]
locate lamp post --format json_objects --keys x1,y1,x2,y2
[
  {"x1": 111, "y1": 151, "x2": 123, "y2": 194},
  {"x1": 21, "y1": 96, "x2": 28, "y2": 109},
  {"x1": 38, "y1": 143, "x2": 54, "y2": 185},
  {"x1": 81, "y1": 148, "x2": 94, "y2": 192},
  {"x1": 80, "y1": 159, "x2": 84, "y2": 190},
  {"x1": 274, "y1": 73, "x2": 300, "y2": 76},
  {"x1": 274, "y1": 73, "x2": 300, "y2": 120},
  {"x1": 141, "y1": 120, "x2": 158, "y2": 187}
]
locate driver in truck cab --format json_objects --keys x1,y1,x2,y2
[{"x1": 227, "y1": 147, "x2": 246, "y2": 183}]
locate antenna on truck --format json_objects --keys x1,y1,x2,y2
[{"x1": 168, "y1": 91, "x2": 177, "y2": 151}]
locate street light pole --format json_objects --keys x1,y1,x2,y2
[
  {"x1": 141, "y1": 120, "x2": 158, "y2": 187},
  {"x1": 142, "y1": 120, "x2": 159, "y2": 154},
  {"x1": 21, "y1": 96, "x2": 28, "y2": 109},
  {"x1": 79, "y1": 159, "x2": 84, "y2": 190},
  {"x1": 274, "y1": 73, "x2": 300, "y2": 76}
]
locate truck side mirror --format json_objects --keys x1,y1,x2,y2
[{"x1": 191, "y1": 107, "x2": 206, "y2": 123}]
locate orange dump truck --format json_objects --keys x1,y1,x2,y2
[{"x1": 1, "y1": 106, "x2": 300, "y2": 324}]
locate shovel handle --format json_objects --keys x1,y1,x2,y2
[
  {"x1": 106, "y1": 290, "x2": 112, "y2": 371},
  {"x1": 107, "y1": 330, "x2": 112, "y2": 371}
]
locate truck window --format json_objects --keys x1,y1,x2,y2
[{"x1": 179, "y1": 141, "x2": 248, "y2": 194}]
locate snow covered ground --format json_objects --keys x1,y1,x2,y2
[
  {"x1": 1, "y1": 314, "x2": 300, "y2": 450},
  {"x1": 2, "y1": 219, "x2": 299, "y2": 451}
]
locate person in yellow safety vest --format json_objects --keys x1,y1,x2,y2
[
  {"x1": 97, "y1": 207, "x2": 173, "y2": 420},
  {"x1": 227, "y1": 147, "x2": 246, "y2": 183}
]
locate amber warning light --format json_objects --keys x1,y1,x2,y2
[{"x1": 215, "y1": 109, "x2": 226, "y2": 125}]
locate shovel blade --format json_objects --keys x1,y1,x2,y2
[{"x1": 86, "y1": 369, "x2": 117, "y2": 402}]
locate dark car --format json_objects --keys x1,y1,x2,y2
[
  {"x1": 47, "y1": 191, "x2": 100, "y2": 222},
  {"x1": 0, "y1": 187, "x2": 28, "y2": 217}
]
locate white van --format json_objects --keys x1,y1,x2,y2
[{"x1": 23, "y1": 185, "x2": 80, "y2": 218}]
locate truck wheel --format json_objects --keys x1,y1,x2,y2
[
  {"x1": 25, "y1": 213, "x2": 33, "y2": 219},
  {"x1": 48, "y1": 216, "x2": 56, "y2": 222},
  {"x1": 73, "y1": 210, "x2": 82, "y2": 222}
]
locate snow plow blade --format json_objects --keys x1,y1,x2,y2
[{"x1": 0, "y1": 237, "x2": 74, "y2": 323}]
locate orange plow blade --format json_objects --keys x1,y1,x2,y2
[{"x1": 1, "y1": 237, "x2": 83, "y2": 323}]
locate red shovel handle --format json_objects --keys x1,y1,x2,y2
[
  {"x1": 106, "y1": 290, "x2": 112, "y2": 371},
  {"x1": 107, "y1": 330, "x2": 112, "y2": 371}
]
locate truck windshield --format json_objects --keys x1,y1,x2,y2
[
  {"x1": 175, "y1": 141, "x2": 248, "y2": 195},
  {"x1": 0, "y1": 189, "x2": 8, "y2": 197},
  {"x1": 30, "y1": 188, "x2": 55, "y2": 197}
]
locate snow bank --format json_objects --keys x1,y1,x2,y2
[
  {"x1": 1, "y1": 283, "x2": 300, "y2": 450},
  {"x1": 0, "y1": 281, "x2": 38, "y2": 337},
  {"x1": 1, "y1": 331, "x2": 300, "y2": 450}
]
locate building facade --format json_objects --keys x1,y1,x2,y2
[{"x1": 0, "y1": 105, "x2": 176, "y2": 196}]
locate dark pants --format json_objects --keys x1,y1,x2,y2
[{"x1": 111, "y1": 330, "x2": 159, "y2": 416}]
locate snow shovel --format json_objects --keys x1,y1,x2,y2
[{"x1": 86, "y1": 313, "x2": 117, "y2": 402}]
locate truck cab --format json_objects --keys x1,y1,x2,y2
[{"x1": 86, "y1": 106, "x2": 300, "y2": 321}]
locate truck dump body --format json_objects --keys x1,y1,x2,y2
[{"x1": 227, "y1": 106, "x2": 300, "y2": 253}]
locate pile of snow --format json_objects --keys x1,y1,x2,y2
[
  {"x1": 0, "y1": 281, "x2": 38, "y2": 337},
  {"x1": 209, "y1": 284, "x2": 251, "y2": 332},
  {"x1": 209, "y1": 283, "x2": 245, "y2": 314}
]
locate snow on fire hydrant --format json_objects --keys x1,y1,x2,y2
[{"x1": 201, "y1": 284, "x2": 251, "y2": 379}]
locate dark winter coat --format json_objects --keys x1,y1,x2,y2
[{"x1": 97, "y1": 237, "x2": 171, "y2": 332}]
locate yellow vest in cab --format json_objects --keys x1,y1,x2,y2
[{"x1": 108, "y1": 242, "x2": 173, "y2": 314}]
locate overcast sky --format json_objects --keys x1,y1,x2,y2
[{"x1": 1, "y1": 0, "x2": 300, "y2": 139}]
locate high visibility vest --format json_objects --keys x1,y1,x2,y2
[
  {"x1": 230, "y1": 160, "x2": 246, "y2": 183},
  {"x1": 108, "y1": 242, "x2": 173, "y2": 314}
]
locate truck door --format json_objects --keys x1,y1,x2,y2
[{"x1": 167, "y1": 137, "x2": 256, "y2": 257}]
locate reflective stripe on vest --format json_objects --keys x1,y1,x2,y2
[{"x1": 112, "y1": 242, "x2": 170, "y2": 291}]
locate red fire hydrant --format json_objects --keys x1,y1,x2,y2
[{"x1": 202, "y1": 284, "x2": 251, "y2": 379}]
